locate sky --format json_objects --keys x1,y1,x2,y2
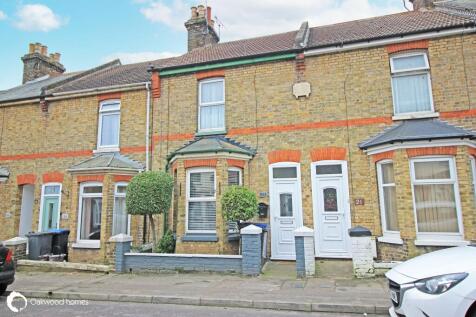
[{"x1": 0, "y1": 0, "x2": 409, "y2": 90}]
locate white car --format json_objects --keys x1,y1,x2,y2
[{"x1": 386, "y1": 245, "x2": 476, "y2": 317}]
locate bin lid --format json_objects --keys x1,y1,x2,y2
[
  {"x1": 253, "y1": 223, "x2": 268, "y2": 230},
  {"x1": 25, "y1": 231, "x2": 54, "y2": 236},
  {"x1": 48, "y1": 229, "x2": 70, "y2": 234}
]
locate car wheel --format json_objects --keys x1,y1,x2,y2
[
  {"x1": 0, "y1": 284, "x2": 7, "y2": 296},
  {"x1": 468, "y1": 302, "x2": 476, "y2": 317}
]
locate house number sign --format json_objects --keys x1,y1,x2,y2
[{"x1": 354, "y1": 198, "x2": 365, "y2": 206}]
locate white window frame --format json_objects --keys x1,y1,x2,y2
[
  {"x1": 198, "y1": 78, "x2": 225, "y2": 133},
  {"x1": 75, "y1": 182, "x2": 103, "y2": 249},
  {"x1": 186, "y1": 167, "x2": 216, "y2": 234},
  {"x1": 410, "y1": 156, "x2": 465, "y2": 245},
  {"x1": 38, "y1": 183, "x2": 62, "y2": 232},
  {"x1": 113, "y1": 182, "x2": 131, "y2": 236},
  {"x1": 228, "y1": 167, "x2": 242, "y2": 186},
  {"x1": 97, "y1": 100, "x2": 121, "y2": 152},
  {"x1": 376, "y1": 160, "x2": 402, "y2": 244},
  {"x1": 471, "y1": 156, "x2": 476, "y2": 205},
  {"x1": 390, "y1": 52, "x2": 435, "y2": 118}
]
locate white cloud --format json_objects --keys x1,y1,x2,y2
[
  {"x1": 0, "y1": 10, "x2": 7, "y2": 20},
  {"x1": 137, "y1": 0, "x2": 405, "y2": 41},
  {"x1": 14, "y1": 4, "x2": 64, "y2": 32},
  {"x1": 103, "y1": 51, "x2": 180, "y2": 64}
]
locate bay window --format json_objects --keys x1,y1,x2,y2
[
  {"x1": 410, "y1": 157, "x2": 463, "y2": 243},
  {"x1": 198, "y1": 78, "x2": 225, "y2": 133},
  {"x1": 77, "y1": 183, "x2": 103, "y2": 248},
  {"x1": 390, "y1": 52, "x2": 434, "y2": 116},
  {"x1": 113, "y1": 182, "x2": 130, "y2": 235},
  {"x1": 98, "y1": 100, "x2": 121, "y2": 150},
  {"x1": 377, "y1": 161, "x2": 400, "y2": 243},
  {"x1": 186, "y1": 168, "x2": 216, "y2": 233}
]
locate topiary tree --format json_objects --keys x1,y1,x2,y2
[
  {"x1": 221, "y1": 186, "x2": 258, "y2": 229},
  {"x1": 126, "y1": 171, "x2": 173, "y2": 247}
]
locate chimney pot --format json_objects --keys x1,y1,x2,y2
[
  {"x1": 410, "y1": 0, "x2": 434, "y2": 11},
  {"x1": 197, "y1": 5, "x2": 205, "y2": 17},
  {"x1": 29, "y1": 43, "x2": 35, "y2": 54},
  {"x1": 34, "y1": 43, "x2": 41, "y2": 53},
  {"x1": 191, "y1": 6, "x2": 197, "y2": 18},
  {"x1": 40, "y1": 45, "x2": 48, "y2": 56},
  {"x1": 206, "y1": 6, "x2": 212, "y2": 24}
]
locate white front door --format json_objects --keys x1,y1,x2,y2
[
  {"x1": 312, "y1": 162, "x2": 351, "y2": 258},
  {"x1": 269, "y1": 163, "x2": 303, "y2": 260}
]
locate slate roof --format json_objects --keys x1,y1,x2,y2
[
  {"x1": 0, "y1": 73, "x2": 79, "y2": 103},
  {"x1": 0, "y1": 167, "x2": 9, "y2": 178},
  {"x1": 306, "y1": 10, "x2": 474, "y2": 49},
  {"x1": 68, "y1": 152, "x2": 144, "y2": 172},
  {"x1": 169, "y1": 136, "x2": 256, "y2": 160},
  {"x1": 359, "y1": 119, "x2": 476, "y2": 149}
]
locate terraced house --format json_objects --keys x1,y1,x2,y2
[{"x1": 0, "y1": 0, "x2": 475, "y2": 265}]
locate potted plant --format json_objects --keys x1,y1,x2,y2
[{"x1": 126, "y1": 171, "x2": 173, "y2": 247}]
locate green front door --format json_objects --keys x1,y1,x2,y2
[{"x1": 41, "y1": 196, "x2": 59, "y2": 232}]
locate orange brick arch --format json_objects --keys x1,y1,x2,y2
[
  {"x1": 17, "y1": 174, "x2": 36, "y2": 185},
  {"x1": 468, "y1": 147, "x2": 476, "y2": 157},
  {"x1": 42, "y1": 171, "x2": 64, "y2": 183},
  {"x1": 371, "y1": 151, "x2": 394, "y2": 163},
  {"x1": 268, "y1": 150, "x2": 301, "y2": 164},
  {"x1": 406, "y1": 146, "x2": 457, "y2": 158},
  {"x1": 310, "y1": 147, "x2": 346, "y2": 162}
]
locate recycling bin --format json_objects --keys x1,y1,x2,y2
[{"x1": 25, "y1": 232, "x2": 53, "y2": 260}]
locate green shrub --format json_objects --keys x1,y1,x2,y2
[
  {"x1": 221, "y1": 186, "x2": 258, "y2": 225},
  {"x1": 126, "y1": 171, "x2": 173, "y2": 246},
  {"x1": 155, "y1": 230, "x2": 175, "y2": 253}
]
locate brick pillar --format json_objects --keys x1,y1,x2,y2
[
  {"x1": 241, "y1": 225, "x2": 262, "y2": 276},
  {"x1": 109, "y1": 234, "x2": 132, "y2": 273},
  {"x1": 349, "y1": 226, "x2": 375, "y2": 278},
  {"x1": 4, "y1": 237, "x2": 28, "y2": 262},
  {"x1": 294, "y1": 226, "x2": 315, "y2": 278}
]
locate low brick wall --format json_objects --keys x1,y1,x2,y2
[
  {"x1": 123, "y1": 253, "x2": 242, "y2": 273},
  {"x1": 110, "y1": 225, "x2": 265, "y2": 276}
]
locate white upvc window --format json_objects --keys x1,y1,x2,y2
[
  {"x1": 186, "y1": 168, "x2": 216, "y2": 233},
  {"x1": 76, "y1": 182, "x2": 103, "y2": 248},
  {"x1": 97, "y1": 100, "x2": 121, "y2": 151},
  {"x1": 113, "y1": 182, "x2": 131, "y2": 236},
  {"x1": 198, "y1": 78, "x2": 225, "y2": 133},
  {"x1": 376, "y1": 161, "x2": 401, "y2": 244},
  {"x1": 390, "y1": 52, "x2": 434, "y2": 116},
  {"x1": 410, "y1": 157, "x2": 464, "y2": 244}
]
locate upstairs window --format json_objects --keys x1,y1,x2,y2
[
  {"x1": 390, "y1": 53, "x2": 433, "y2": 116},
  {"x1": 198, "y1": 78, "x2": 225, "y2": 133},
  {"x1": 98, "y1": 100, "x2": 121, "y2": 150}
]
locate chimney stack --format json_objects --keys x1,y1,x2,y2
[
  {"x1": 184, "y1": 5, "x2": 219, "y2": 51},
  {"x1": 410, "y1": 0, "x2": 434, "y2": 11},
  {"x1": 21, "y1": 42, "x2": 65, "y2": 84}
]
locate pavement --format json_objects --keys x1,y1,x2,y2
[{"x1": 4, "y1": 260, "x2": 391, "y2": 316}]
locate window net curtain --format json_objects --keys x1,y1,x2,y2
[
  {"x1": 188, "y1": 172, "x2": 216, "y2": 231},
  {"x1": 101, "y1": 113, "x2": 120, "y2": 146},
  {"x1": 80, "y1": 197, "x2": 102, "y2": 240},
  {"x1": 200, "y1": 81, "x2": 224, "y2": 130},
  {"x1": 113, "y1": 196, "x2": 128, "y2": 235},
  {"x1": 393, "y1": 74, "x2": 431, "y2": 114},
  {"x1": 414, "y1": 161, "x2": 458, "y2": 233},
  {"x1": 381, "y1": 163, "x2": 398, "y2": 231}
]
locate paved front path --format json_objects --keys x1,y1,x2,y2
[{"x1": 5, "y1": 260, "x2": 391, "y2": 315}]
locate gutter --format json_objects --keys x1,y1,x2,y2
[
  {"x1": 158, "y1": 52, "x2": 297, "y2": 77},
  {"x1": 305, "y1": 26, "x2": 476, "y2": 56},
  {"x1": 51, "y1": 82, "x2": 148, "y2": 97}
]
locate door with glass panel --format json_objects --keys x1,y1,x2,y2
[
  {"x1": 312, "y1": 162, "x2": 351, "y2": 258},
  {"x1": 40, "y1": 184, "x2": 61, "y2": 232},
  {"x1": 270, "y1": 164, "x2": 303, "y2": 260}
]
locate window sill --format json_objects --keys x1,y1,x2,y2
[
  {"x1": 392, "y1": 112, "x2": 439, "y2": 121},
  {"x1": 377, "y1": 236, "x2": 403, "y2": 245},
  {"x1": 182, "y1": 233, "x2": 218, "y2": 242},
  {"x1": 72, "y1": 241, "x2": 100, "y2": 249},
  {"x1": 195, "y1": 130, "x2": 227, "y2": 137},
  {"x1": 93, "y1": 147, "x2": 120, "y2": 154},
  {"x1": 414, "y1": 239, "x2": 469, "y2": 247}
]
